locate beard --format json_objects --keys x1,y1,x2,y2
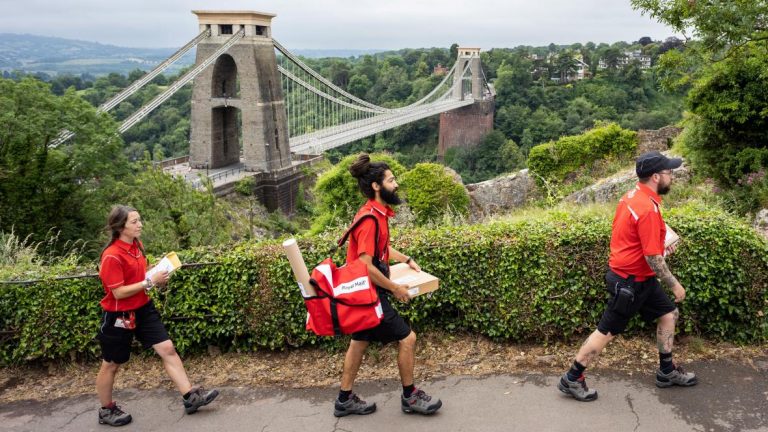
[
  {"x1": 380, "y1": 187, "x2": 402, "y2": 205},
  {"x1": 658, "y1": 183, "x2": 671, "y2": 195}
]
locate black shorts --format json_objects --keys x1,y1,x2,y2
[
  {"x1": 351, "y1": 290, "x2": 412, "y2": 344},
  {"x1": 597, "y1": 270, "x2": 677, "y2": 336},
  {"x1": 97, "y1": 300, "x2": 170, "y2": 364}
]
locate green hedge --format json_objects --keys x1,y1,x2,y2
[
  {"x1": 1, "y1": 204, "x2": 766, "y2": 364},
  {"x1": 528, "y1": 123, "x2": 637, "y2": 184}
]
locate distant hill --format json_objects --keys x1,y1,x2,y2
[
  {"x1": 0, "y1": 33, "x2": 193, "y2": 76},
  {"x1": 292, "y1": 48, "x2": 384, "y2": 58},
  {"x1": 0, "y1": 33, "x2": 384, "y2": 76}
]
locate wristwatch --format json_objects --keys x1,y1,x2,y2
[
  {"x1": 144, "y1": 276, "x2": 154, "y2": 291},
  {"x1": 405, "y1": 256, "x2": 412, "y2": 264}
]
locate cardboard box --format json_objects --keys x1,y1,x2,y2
[
  {"x1": 664, "y1": 223, "x2": 680, "y2": 248},
  {"x1": 389, "y1": 263, "x2": 440, "y2": 298}
]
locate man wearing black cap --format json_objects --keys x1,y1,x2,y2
[{"x1": 557, "y1": 151, "x2": 698, "y2": 402}]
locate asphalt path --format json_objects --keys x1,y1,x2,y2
[{"x1": 1, "y1": 359, "x2": 766, "y2": 432}]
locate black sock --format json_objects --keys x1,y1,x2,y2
[
  {"x1": 566, "y1": 361, "x2": 587, "y2": 382},
  {"x1": 659, "y1": 352, "x2": 674, "y2": 374},
  {"x1": 183, "y1": 390, "x2": 192, "y2": 400},
  {"x1": 402, "y1": 384, "x2": 415, "y2": 398},
  {"x1": 338, "y1": 389, "x2": 352, "y2": 402}
]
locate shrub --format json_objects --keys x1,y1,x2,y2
[
  {"x1": 400, "y1": 163, "x2": 470, "y2": 225},
  {"x1": 234, "y1": 176, "x2": 256, "y2": 196},
  {"x1": 1, "y1": 203, "x2": 765, "y2": 364},
  {"x1": 528, "y1": 123, "x2": 637, "y2": 185}
]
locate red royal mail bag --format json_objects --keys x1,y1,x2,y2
[{"x1": 304, "y1": 214, "x2": 384, "y2": 336}]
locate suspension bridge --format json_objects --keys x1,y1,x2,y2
[{"x1": 52, "y1": 10, "x2": 494, "y2": 212}]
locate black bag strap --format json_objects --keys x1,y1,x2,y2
[
  {"x1": 330, "y1": 298, "x2": 342, "y2": 336},
  {"x1": 336, "y1": 214, "x2": 382, "y2": 262}
]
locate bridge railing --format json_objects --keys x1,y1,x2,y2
[
  {"x1": 153, "y1": 155, "x2": 190, "y2": 169},
  {"x1": 190, "y1": 166, "x2": 249, "y2": 190}
]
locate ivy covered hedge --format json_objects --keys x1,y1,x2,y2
[{"x1": 1, "y1": 204, "x2": 766, "y2": 364}]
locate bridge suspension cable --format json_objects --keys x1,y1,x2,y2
[
  {"x1": 50, "y1": 29, "x2": 212, "y2": 147},
  {"x1": 273, "y1": 39, "x2": 387, "y2": 112},
  {"x1": 119, "y1": 29, "x2": 245, "y2": 133},
  {"x1": 279, "y1": 52, "x2": 477, "y2": 154},
  {"x1": 100, "y1": 29, "x2": 211, "y2": 113},
  {"x1": 274, "y1": 40, "x2": 475, "y2": 154}
]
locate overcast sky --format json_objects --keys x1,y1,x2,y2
[{"x1": 1, "y1": 0, "x2": 677, "y2": 50}]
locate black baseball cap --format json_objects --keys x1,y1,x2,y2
[{"x1": 635, "y1": 151, "x2": 682, "y2": 178}]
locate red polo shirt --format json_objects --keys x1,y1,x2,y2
[
  {"x1": 99, "y1": 239, "x2": 150, "y2": 312},
  {"x1": 346, "y1": 199, "x2": 393, "y2": 267},
  {"x1": 608, "y1": 183, "x2": 667, "y2": 280}
]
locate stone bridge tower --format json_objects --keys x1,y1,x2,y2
[
  {"x1": 438, "y1": 47, "x2": 494, "y2": 159},
  {"x1": 189, "y1": 10, "x2": 291, "y2": 172}
]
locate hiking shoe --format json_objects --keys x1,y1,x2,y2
[
  {"x1": 558, "y1": 373, "x2": 598, "y2": 402},
  {"x1": 98, "y1": 402, "x2": 132, "y2": 426},
  {"x1": 183, "y1": 387, "x2": 220, "y2": 414},
  {"x1": 401, "y1": 388, "x2": 442, "y2": 415},
  {"x1": 333, "y1": 393, "x2": 376, "y2": 417},
  {"x1": 656, "y1": 364, "x2": 698, "y2": 388}
]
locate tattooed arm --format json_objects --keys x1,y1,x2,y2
[{"x1": 645, "y1": 255, "x2": 685, "y2": 302}]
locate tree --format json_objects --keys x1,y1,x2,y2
[
  {"x1": 415, "y1": 60, "x2": 430, "y2": 78},
  {"x1": 555, "y1": 51, "x2": 579, "y2": 83},
  {"x1": 493, "y1": 60, "x2": 533, "y2": 107},
  {"x1": 632, "y1": 0, "x2": 768, "y2": 212},
  {"x1": 443, "y1": 131, "x2": 525, "y2": 183},
  {"x1": 329, "y1": 60, "x2": 351, "y2": 88},
  {"x1": 601, "y1": 48, "x2": 625, "y2": 71},
  {"x1": 495, "y1": 104, "x2": 531, "y2": 144},
  {"x1": 631, "y1": 1, "x2": 768, "y2": 58},
  {"x1": 564, "y1": 97, "x2": 599, "y2": 134},
  {"x1": 449, "y1": 43, "x2": 459, "y2": 62},
  {"x1": 685, "y1": 43, "x2": 768, "y2": 186},
  {"x1": 500, "y1": 139, "x2": 526, "y2": 172},
  {"x1": 638, "y1": 36, "x2": 654, "y2": 46},
  {"x1": 520, "y1": 107, "x2": 566, "y2": 152},
  {"x1": 658, "y1": 36, "x2": 684, "y2": 54},
  {"x1": 0, "y1": 77, "x2": 128, "y2": 251},
  {"x1": 117, "y1": 167, "x2": 234, "y2": 253}
]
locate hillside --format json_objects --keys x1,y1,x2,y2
[
  {"x1": 0, "y1": 33, "x2": 382, "y2": 76},
  {"x1": 0, "y1": 33, "x2": 195, "y2": 76}
]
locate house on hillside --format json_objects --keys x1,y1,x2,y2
[
  {"x1": 573, "y1": 54, "x2": 589, "y2": 80},
  {"x1": 540, "y1": 52, "x2": 590, "y2": 83},
  {"x1": 598, "y1": 50, "x2": 652, "y2": 70},
  {"x1": 433, "y1": 63, "x2": 448, "y2": 76}
]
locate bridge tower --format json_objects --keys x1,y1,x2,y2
[
  {"x1": 189, "y1": 10, "x2": 291, "y2": 172},
  {"x1": 438, "y1": 47, "x2": 494, "y2": 159}
]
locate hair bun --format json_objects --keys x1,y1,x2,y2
[{"x1": 348, "y1": 153, "x2": 371, "y2": 178}]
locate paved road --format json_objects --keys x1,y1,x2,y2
[{"x1": 1, "y1": 360, "x2": 765, "y2": 432}]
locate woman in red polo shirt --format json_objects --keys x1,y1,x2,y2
[{"x1": 95, "y1": 205, "x2": 219, "y2": 427}]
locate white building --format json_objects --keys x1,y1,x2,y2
[{"x1": 598, "y1": 50, "x2": 652, "y2": 70}]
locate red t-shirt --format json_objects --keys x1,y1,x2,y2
[
  {"x1": 99, "y1": 239, "x2": 150, "y2": 311},
  {"x1": 346, "y1": 199, "x2": 394, "y2": 268},
  {"x1": 608, "y1": 183, "x2": 667, "y2": 280}
]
